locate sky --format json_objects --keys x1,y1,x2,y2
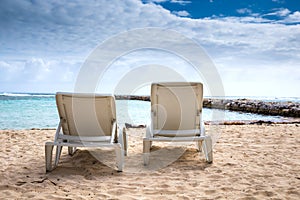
[{"x1": 0, "y1": 0, "x2": 299, "y2": 97}]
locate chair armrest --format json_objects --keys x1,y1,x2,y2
[
  {"x1": 145, "y1": 123, "x2": 153, "y2": 138},
  {"x1": 54, "y1": 120, "x2": 62, "y2": 142}
]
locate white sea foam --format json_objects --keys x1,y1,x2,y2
[{"x1": 0, "y1": 92, "x2": 55, "y2": 97}]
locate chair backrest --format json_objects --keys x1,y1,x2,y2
[
  {"x1": 56, "y1": 93, "x2": 116, "y2": 137},
  {"x1": 151, "y1": 82, "x2": 203, "y2": 131}
]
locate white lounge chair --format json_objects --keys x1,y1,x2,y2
[
  {"x1": 45, "y1": 92, "x2": 127, "y2": 172},
  {"x1": 143, "y1": 82, "x2": 213, "y2": 165}
]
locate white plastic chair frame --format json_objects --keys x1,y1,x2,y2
[
  {"x1": 45, "y1": 93, "x2": 127, "y2": 172},
  {"x1": 143, "y1": 82, "x2": 213, "y2": 165}
]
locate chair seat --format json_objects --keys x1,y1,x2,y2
[
  {"x1": 153, "y1": 129, "x2": 201, "y2": 137},
  {"x1": 144, "y1": 136, "x2": 206, "y2": 142},
  {"x1": 46, "y1": 141, "x2": 120, "y2": 148}
]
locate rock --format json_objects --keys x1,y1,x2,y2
[
  {"x1": 250, "y1": 120, "x2": 273, "y2": 125},
  {"x1": 203, "y1": 98, "x2": 300, "y2": 118},
  {"x1": 125, "y1": 123, "x2": 146, "y2": 128}
]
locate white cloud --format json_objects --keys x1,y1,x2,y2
[
  {"x1": 264, "y1": 8, "x2": 291, "y2": 17},
  {"x1": 144, "y1": 0, "x2": 168, "y2": 3},
  {"x1": 170, "y1": 0, "x2": 191, "y2": 5},
  {"x1": 271, "y1": 0, "x2": 284, "y2": 3},
  {"x1": 172, "y1": 10, "x2": 190, "y2": 17},
  {"x1": 0, "y1": 58, "x2": 81, "y2": 92},
  {"x1": 0, "y1": 0, "x2": 179, "y2": 59},
  {"x1": 143, "y1": 0, "x2": 191, "y2": 5},
  {"x1": 237, "y1": 8, "x2": 252, "y2": 15},
  {"x1": 0, "y1": 61, "x2": 10, "y2": 69},
  {"x1": 276, "y1": 8, "x2": 291, "y2": 16},
  {"x1": 283, "y1": 11, "x2": 300, "y2": 23},
  {"x1": 217, "y1": 60, "x2": 300, "y2": 97},
  {"x1": 1, "y1": 0, "x2": 297, "y2": 59},
  {"x1": 0, "y1": 0, "x2": 299, "y2": 96},
  {"x1": 0, "y1": 61, "x2": 21, "y2": 81}
]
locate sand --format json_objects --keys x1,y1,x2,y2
[{"x1": 0, "y1": 124, "x2": 299, "y2": 199}]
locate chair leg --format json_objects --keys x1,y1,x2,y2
[
  {"x1": 203, "y1": 136, "x2": 213, "y2": 163},
  {"x1": 145, "y1": 126, "x2": 152, "y2": 149},
  {"x1": 68, "y1": 147, "x2": 77, "y2": 156},
  {"x1": 54, "y1": 145, "x2": 62, "y2": 167},
  {"x1": 45, "y1": 143, "x2": 54, "y2": 172},
  {"x1": 119, "y1": 127, "x2": 127, "y2": 157},
  {"x1": 123, "y1": 127, "x2": 128, "y2": 156},
  {"x1": 143, "y1": 140, "x2": 151, "y2": 165},
  {"x1": 115, "y1": 143, "x2": 124, "y2": 172},
  {"x1": 197, "y1": 141, "x2": 203, "y2": 152}
]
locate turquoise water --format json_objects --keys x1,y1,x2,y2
[{"x1": 0, "y1": 93, "x2": 292, "y2": 130}]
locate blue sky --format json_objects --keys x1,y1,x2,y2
[
  {"x1": 0, "y1": 0, "x2": 299, "y2": 97},
  {"x1": 145, "y1": 0, "x2": 300, "y2": 21}
]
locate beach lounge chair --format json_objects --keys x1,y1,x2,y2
[
  {"x1": 143, "y1": 82, "x2": 213, "y2": 165},
  {"x1": 45, "y1": 92, "x2": 127, "y2": 172}
]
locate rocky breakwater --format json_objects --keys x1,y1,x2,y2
[
  {"x1": 115, "y1": 95, "x2": 150, "y2": 101},
  {"x1": 203, "y1": 99, "x2": 300, "y2": 118}
]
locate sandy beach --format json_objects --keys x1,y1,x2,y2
[{"x1": 0, "y1": 124, "x2": 299, "y2": 199}]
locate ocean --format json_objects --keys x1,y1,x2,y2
[{"x1": 0, "y1": 93, "x2": 298, "y2": 130}]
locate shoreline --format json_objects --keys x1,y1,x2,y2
[{"x1": 0, "y1": 119, "x2": 298, "y2": 131}]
